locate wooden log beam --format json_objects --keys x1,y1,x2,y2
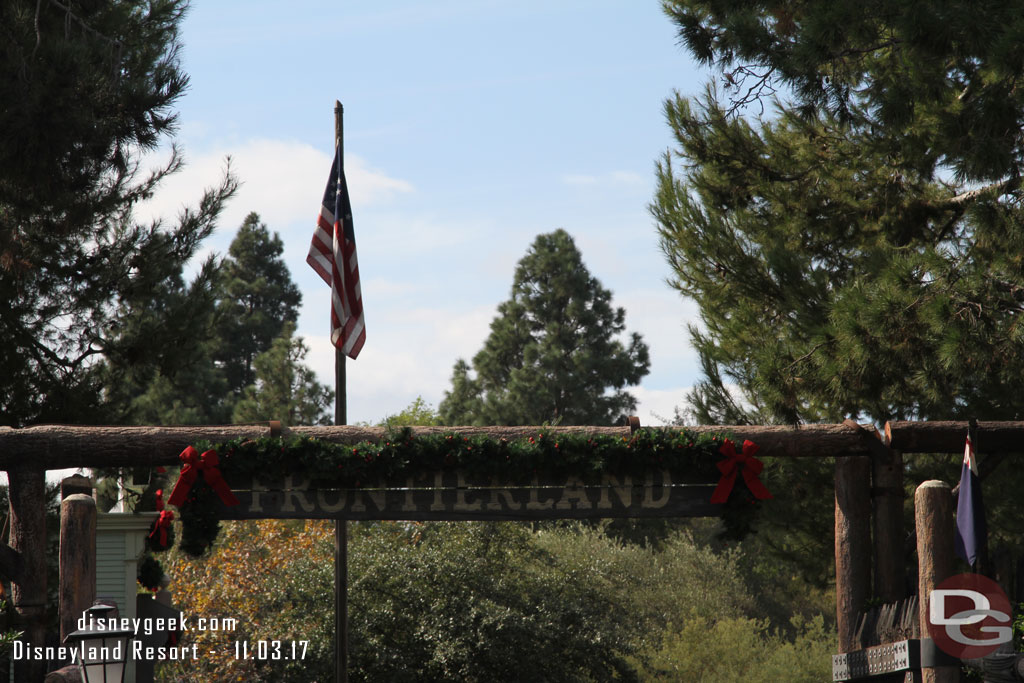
[
  {"x1": 10, "y1": 420, "x2": 1024, "y2": 469},
  {"x1": 886, "y1": 420, "x2": 1024, "y2": 454},
  {"x1": 0, "y1": 424, "x2": 278, "y2": 469},
  {"x1": 0, "y1": 422, "x2": 880, "y2": 470},
  {"x1": 44, "y1": 666, "x2": 81, "y2": 683},
  {"x1": 915, "y1": 480, "x2": 957, "y2": 683},
  {"x1": 871, "y1": 445, "x2": 905, "y2": 604},
  {"x1": 9, "y1": 466, "x2": 48, "y2": 683},
  {"x1": 835, "y1": 455, "x2": 872, "y2": 653},
  {"x1": 852, "y1": 421, "x2": 905, "y2": 604},
  {"x1": 59, "y1": 493, "x2": 96, "y2": 642}
]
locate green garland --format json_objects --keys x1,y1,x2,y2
[{"x1": 172, "y1": 427, "x2": 767, "y2": 556}]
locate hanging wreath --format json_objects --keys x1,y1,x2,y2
[{"x1": 137, "y1": 554, "x2": 165, "y2": 592}]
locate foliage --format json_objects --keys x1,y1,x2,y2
[
  {"x1": 0, "y1": 599, "x2": 24, "y2": 679},
  {"x1": 654, "y1": 0, "x2": 1024, "y2": 603},
  {"x1": 158, "y1": 520, "x2": 334, "y2": 683},
  {"x1": 114, "y1": 212, "x2": 308, "y2": 426},
  {"x1": 0, "y1": 0, "x2": 237, "y2": 427},
  {"x1": 159, "y1": 520, "x2": 833, "y2": 682},
  {"x1": 533, "y1": 526, "x2": 754, "y2": 643},
  {"x1": 214, "y1": 212, "x2": 302, "y2": 398},
  {"x1": 664, "y1": 0, "x2": 1024, "y2": 181},
  {"x1": 656, "y1": 0, "x2": 1024, "y2": 425},
  {"x1": 232, "y1": 322, "x2": 333, "y2": 426},
  {"x1": 348, "y1": 522, "x2": 639, "y2": 682},
  {"x1": 629, "y1": 614, "x2": 834, "y2": 682},
  {"x1": 439, "y1": 229, "x2": 650, "y2": 426},
  {"x1": 378, "y1": 396, "x2": 443, "y2": 427}
]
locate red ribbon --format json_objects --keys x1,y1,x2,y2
[
  {"x1": 166, "y1": 446, "x2": 240, "y2": 508},
  {"x1": 155, "y1": 489, "x2": 165, "y2": 511},
  {"x1": 710, "y1": 439, "x2": 772, "y2": 504},
  {"x1": 148, "y1": 510, "x2": 174, "y2": 548}
]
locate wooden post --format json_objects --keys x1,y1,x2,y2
[
  {"x1": 9, "y1": 466, "x2": 48, "y2": 683},
  {"x1": 333, "y1": 98, "x2": 349, "y2": 683},
  {"x1": 59, "y1": 493, "x2": 97, "y2": 642},
  {"x1": 915, "y1": 480, "x2": 957, "y2": 683},
  {"x1": 835, "y1": 455, "x2": 872, "y2": 653},
  {"x1": 60, "y1": 473, "x2": 93, "y2": 499},
  {"x1": 872, "y1": 447, "x2": 905, "y2": 602}
]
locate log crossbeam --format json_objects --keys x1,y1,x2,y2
[
  {"x1": 0, "y1": 422, "x2": 894, "y2": 471},
  {"x1": 2, "y1": 419, "x2": 1021, "y2": 473}
]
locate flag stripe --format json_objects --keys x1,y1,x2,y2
[{"x1": 307, "y1": 146, "x2": 365, "y2": 359}]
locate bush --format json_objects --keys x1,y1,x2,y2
[
  {"x1": 158, "y1": 520, "x2": 835, "y2": 682},
  {"x1": 632, "y1": 614, "x2": 834, "y2": 682}
]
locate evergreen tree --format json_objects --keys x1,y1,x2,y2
[
  {"x1": 232, "y1": 323, "x2": 333, "y2": 426},
  {"x1": 0, "y1": 0, "x2": 236, "y2": 426},
  {"x1": 107, "y1": 213, "x2": 306, "y2": 425},
  {"x1": 653, "y1": 0, "x2": 1024, "y2": 592},
  {"x1": 215, "y1": 212, "x2": 302, "y2": 397},
  {"x1": 440, "y1": 230, "x2": 649, "y2": 426},
  {"x1": 656, "y1": 0, "x2": 1024, "y2": 424}
]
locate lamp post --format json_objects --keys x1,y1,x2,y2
[{"x1": 63, "y1": 603, "x2": 133, "y2": 683}]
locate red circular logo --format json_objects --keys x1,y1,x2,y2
[{"x1": 927, "y1": 573, "x2": 1012, "y2": 659}]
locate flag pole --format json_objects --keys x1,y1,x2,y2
[
  {"x1": 335, "y1": 99, "x2": 348, "y2": 427},
  {"x1": 333, "y1": 99, "x2": 349, "y2": 683}
]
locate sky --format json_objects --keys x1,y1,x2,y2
[{"x1": 142, "y1": 0, "x2": 708, "y2": 426}]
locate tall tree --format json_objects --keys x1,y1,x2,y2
[
  {"x1": 440, "y1": 229, "x2": 649, "y2": 426},
  {"x1": 215, "y1": 212, "x2": 302, "y2": 397},
  {"x1": 656, "y1": 0, "x2": 1024, "y2": 425},
  {"x1": 652, "y1": 0, "x2": 1024, "y2": 597},
  {"x1": 0, "y1": 0, "x2": 236, "y2": 427},
  {"x1": 105, "y1": 213, "x2": 305, "y2": 425},
  {"x1": 232, "y1": 322, "x2": 333, "y2": 426}
]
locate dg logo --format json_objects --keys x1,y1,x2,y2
[{"x1": 928, "y1": 573, "x2": 1012, "y2": 659}]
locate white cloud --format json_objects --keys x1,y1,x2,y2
[
  {"x1": 299, "y1": 304, "x2": 496, "y2": 424},
  {"x1": 631, "y1": 386, "x2": 690, "y2": 426},
  {"x1": 138, "y1": 138, "x2": 414, "y2": 238}
]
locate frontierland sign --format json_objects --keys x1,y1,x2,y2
[{"x1": 221, "y1": 470, "x2": 720, "y2": 521}]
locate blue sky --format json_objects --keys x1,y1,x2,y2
[{"x1": 145, "y1": 0, "x2": 707, "y2": 425}]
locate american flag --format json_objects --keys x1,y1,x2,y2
[{"x1": 307, "y1": 146, "x2": 365, "y2": 359}]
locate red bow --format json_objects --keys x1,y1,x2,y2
[
  {"x1": 710, "y1": 439, "x2": 772, "y2": 504},
  {"x1": 166, "y1": 446, "x2": 240, "y2": 508},
  {"x1": 148, "y1": 510, "x2": 175, "y2": 548}
]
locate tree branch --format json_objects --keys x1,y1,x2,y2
[{"x1": 937, "y1": 176, "x2": 1021, "y2": 210}]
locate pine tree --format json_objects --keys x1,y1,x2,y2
[
  {"x1": 656, "y1": 0, "x2": 1024, "y2": 424},
  {"x1": 215, "y1": 212, "x2": 302, "y2": 397},
  {"x1": 0, "y1": 0, "x2": 236, "y2": 426},
  {"x1": 440, "y1": 230, "x2": 649, "y2": 426},
  {"x1": 653, "y1": 0, "x2": 1024, "y2": 592},
  {"x1": 105, "y1": 213, "x2": 307, "y2": 425},
  {"x1": 232, "y1": 323, "x2": 333, "y2": 426}
]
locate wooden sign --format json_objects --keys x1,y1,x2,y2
[{"x1": 219, "y1": 470, "x2": 722, "y2": 521}]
